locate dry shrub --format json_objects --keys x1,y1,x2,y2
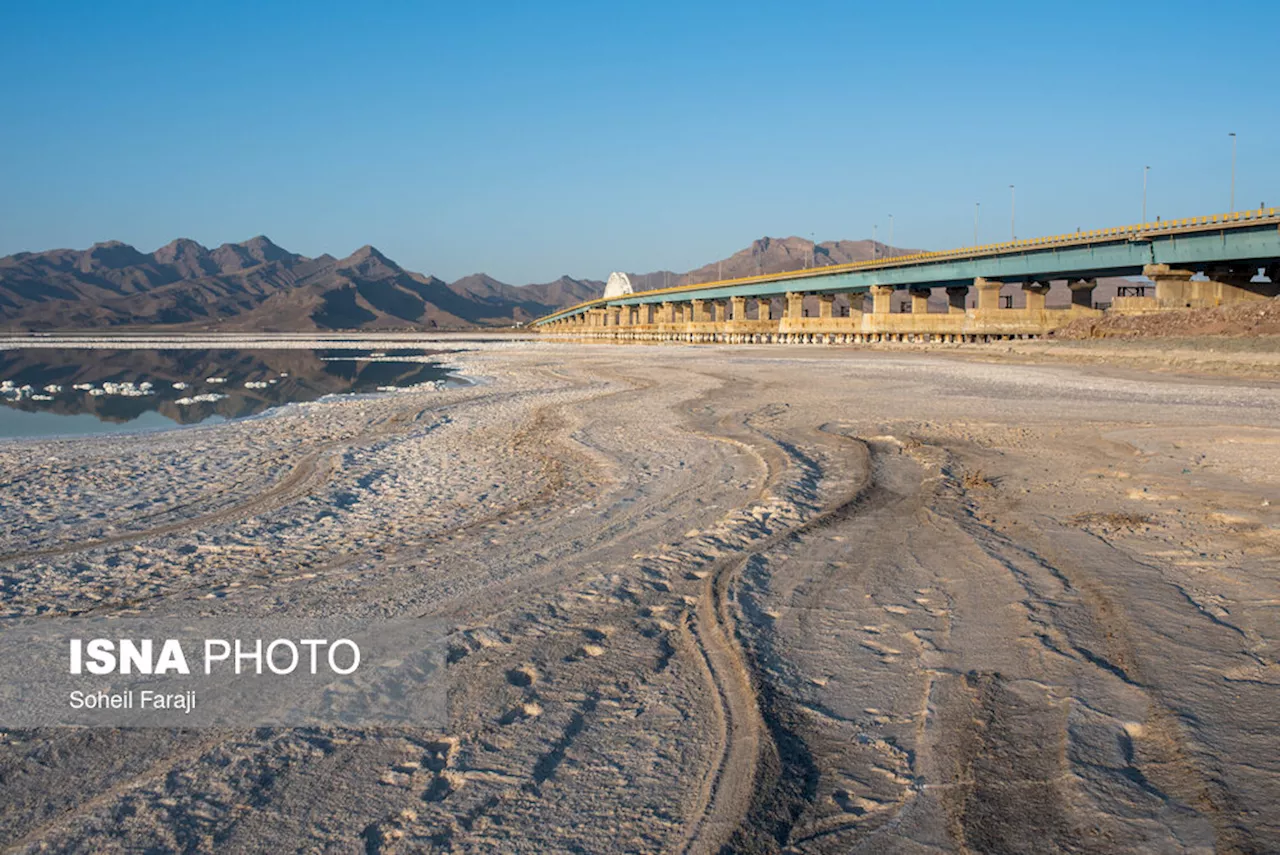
[
  {"x1": 1070, "y1": 511, "x2": 1151, "y2": 528},
  {"x1": 961, "y1": 469, "x2": 995, "y2": 489}
]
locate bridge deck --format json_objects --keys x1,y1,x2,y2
[{"x1": 533, "y1": 209, "x2": 1280, "y2": 326}]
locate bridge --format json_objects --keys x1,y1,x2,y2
[{"x1": 532, "y1": 209, "x2": 1280, "y2": 343}]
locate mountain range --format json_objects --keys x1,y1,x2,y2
[
  {"x1": 6, "y1": 233, "x2": 1104, "y2": 331},
  {"x1": 0, "y1": 237, "x2": 608, "y2": 331}
]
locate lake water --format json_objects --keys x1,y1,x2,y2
[{"x1": 0, "y1": 347, "x2": 457, "y2": 440}]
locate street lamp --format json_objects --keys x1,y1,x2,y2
[
  {"x1": 974, "y1": 202, "x2": 980, "y2": 245},
  {"x1": 873, "y1": 224, "x2": 878, "y2": 259},
  {"x1": 1009, "y1": 185, "x2": 1016, "y2": 240},
  {"x1": 1143, "y1": 166, "x2": 1150, "y2": 223},
  {"x1": 1229, "y1": 132, "x2": 1237, "y2": 211},
  {"x1": 888, "y1": 214, "x2": 894, "y2": 254}
]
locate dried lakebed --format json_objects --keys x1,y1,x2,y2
[{"x1": 0, "y1": 340, "x2": 1278, "y2": 853}]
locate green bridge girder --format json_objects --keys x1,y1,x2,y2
[{"x1": 533, "y1": 217, "x2": 1280, "y2": 326}]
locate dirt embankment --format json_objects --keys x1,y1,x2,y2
[{"x1": 1052, "y1": 297, "x2": 1280, "y2": 339}]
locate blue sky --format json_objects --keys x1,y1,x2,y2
[{"x1": 1, "y1": 1, "x2": 1276, "y2": 283}]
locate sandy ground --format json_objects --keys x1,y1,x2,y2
[{"x1": 1, "y1": 339, "x2": 1278, "y2": 854}]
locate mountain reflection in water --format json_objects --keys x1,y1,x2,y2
[{"x1": 0, "y1": 348, "x2": 455, "y2": 439}]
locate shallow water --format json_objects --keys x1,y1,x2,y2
[{"x1": 0, "y1": 347, "x2": 454, "y2": 439}]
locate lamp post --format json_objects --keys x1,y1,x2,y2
[
  {"x1": 1143, "y1": 165, "x2": 1150, "y2": 223},
  {"x1": 888, "y1": 215, "x2": 894, "y2": 255},
  {"x1": 1009, "y1": 185, "x2": 1016, "y2": 240},
  {"x1": 873, "y1": 224, "x2": 878, "y2": 259},
  {"x1": 1229, "y1": 132, "x2": 1237, "y2": 211},
  {"x1": 974, "y1": 202, "x2": 980, "y2": 245}
]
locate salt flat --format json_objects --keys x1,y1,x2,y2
[{"x1": 1, "y1": 338, "x2": 1277, "y2": 853}]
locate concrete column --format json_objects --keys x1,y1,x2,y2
[
  {"x1": 661, "y1": 302, "x2": 675, "y2": 323},
  {"x1": 1068, "y1": 278, "x2": 1097, "y2": 308},
  {"x1": 715, "y1": 300, "x2": 730, "y2": 322},
  {"x1": 817, "y1": 294, "x2": 835, "y2": 319},
  {"x1": 974, "y1": 277, "x2": 1003, "y2": 311},
  {"x1": 757, "y1": 298, "x2": 772, "y2": 321},
  {"x1": 608, "y1": 306, "x2": 621, "y2": 326},
  {"x1": 730, "y1": 295, "x2": 747, "y2": 322},
  {"x1": 870, "y1": 285, "x2": 894, "y2": 314},
  {"x1": 1144, "y1": 264, "x2": 1196, "y2": 309},
  {"x1": 1022, "y1": 281, "x2": 1051, "y2": 311},
  {"x1": 785, "y1": 292, "x2": 805, "y2": 319},
  {"x1": 946, "y1": 286, "x2": 968, "y2": 313},
  {"x1": 845, "y1": 293, "x2": 864, "y2": 315},
  {"x1": 909, "y1": 287, "x2": 930, "y2": 314},
  {"x1": 690, "y1": 299, "x2": 707, "y2": 323}
]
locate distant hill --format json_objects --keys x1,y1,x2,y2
[
  {"x1": 626, "y1": 237, "x2": 914, "y2": 291},
  {"x1": 0, "y1": 234, "x2": 946, "y2": 331},
  {"x1": 0, "y1": 237, "x2": 607, "y2": 331}
]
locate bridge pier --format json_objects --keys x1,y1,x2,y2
[
  {"x1": 1022, "y1": 281, "x2": 1051, "y2": 311},
  {"x1": 1146, "y1": 264, "x2": 1198, "y2": 309},
  {"x1": 974, "y1": 277, "x2": 1003, "y2": 311},
  {"x1": 909, "y1": 287, "x2": 930, "y2": 314},
  {"x1": 870, "y1": 284, "x2": 894, "y2": 314},
  {"x1": 946, "y1": 286, "x2": 968, "y2": 313},
  {"x1": 1068, "y1": 278, "x2": 1097, "y2": 308}
]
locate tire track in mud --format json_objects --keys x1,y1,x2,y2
[
  {"x1": 675, "y1": 398, "x2": 904, "y2": 854},
  {"x1": 392, "y1": 366, "x2": 792, "y2": 854},
  {"x1": 936, "y1": 448, "x2": 1249, "y2": 853}
]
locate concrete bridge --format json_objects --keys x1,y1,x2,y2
[{"x1": 532, "y1": 209, "x2": 1280, "y2": 343}]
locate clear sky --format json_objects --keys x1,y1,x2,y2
[{"x1": 2, "y1": 1, "x2": 1276, "y2": 283}]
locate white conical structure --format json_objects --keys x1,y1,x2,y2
[{"x1": 603, "y1": 271, "x2": 634, "y2": 298}]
